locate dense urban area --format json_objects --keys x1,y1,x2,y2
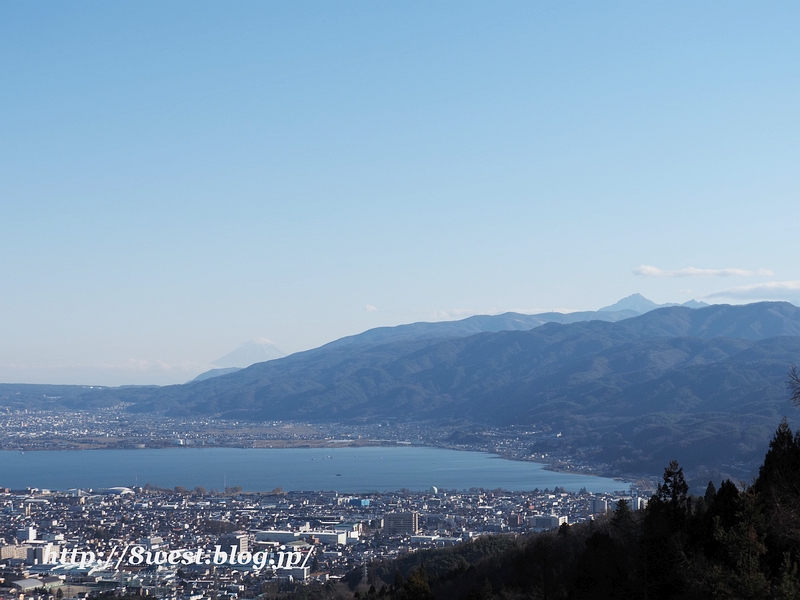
[
  {"x1": 0, "y1": 406, "x2": 681, "y2": 599},
  {"x1": 0, "y1": 482, "x2": 649, "y2": 600}
]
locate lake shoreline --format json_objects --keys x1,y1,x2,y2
[
  {"x1": 0, "y1": 445, "x2": 628, "y2": 494},
  {"x1": 4, "y1": 438, "x2": 633, "y2": 486}
]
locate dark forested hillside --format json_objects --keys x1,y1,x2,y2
[{"x1": 328, "y1": 420, "x2": 800, "y2": 600}]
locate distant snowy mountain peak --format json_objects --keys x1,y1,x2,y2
[
  {"x1": 599, "y1": 294, "x2": 708, "y2": 314},
  {"x1": 599, "y1": 293, "x2": 660, "y2": 313},
  {"x1": 212, "y1": 338, "x2": 286, "y2": 368}
]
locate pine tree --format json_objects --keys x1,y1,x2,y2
[
  {"x1": 402, "y1": 565, "x2": 434, "y2": 600},
  {"x1": 657, "y1": 460, "x2": 690, "y2": 514},
  {"x1": 656, "y1": 459, "x2": 691, "y2": 532},
  {"x1": 754, "y1": 419, "x2": 800, "y2": 496},
  {"x1": 611, "y1": 497, "x2": 638, "y2": 546},
  {"x1": 704, "y1": 481, "x2": 717, "y2": 504},
  {"x1": 641, "y1": 461, "x2": 693, "y2": 598},
  {"x1": 467, "y1": 578, "x2": 494, "y2": 600},
  {"x1": 572, "y1": 532, "x2": 632, "y2": 599},
  {"x1": 704, "y1": 489, "x2": 771, "y2": 599},
  {"x1": 774, "y1": 552, "x2": 800, "y2": 600},
  {"x1": 754, "y1": 420, "x2": 800, "y2": 579}
]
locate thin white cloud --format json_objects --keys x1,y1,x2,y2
[
  {"x1": 0, "y1": 359, "x2": 199, "y2": 373},
  {"x1": 365, "y1": 304, "x2": 378, "y2": 312},
  {"x1": 0, "y1": 359, "x2": 210, "y2": 386},
  {"x1": 704, "y1": 280, "x2": 800, "y2": 301},
  {"x1": 633, "y1": 265, "x2": 773, "y2": 278},
  {"x1": 443, "y1": 308, "x2": 482, "y2": 317}
]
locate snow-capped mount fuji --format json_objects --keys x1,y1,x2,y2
[{"x1": 212, "y1": 338, "x2": 286, "y2": 369}]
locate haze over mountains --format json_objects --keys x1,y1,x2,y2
[
  {"x1": 273, "y1": 294, "x2": 708, "y2": 354},
  {"x1": 212, "y1": 338, "x2": 286, "y2": 368},
  {"x1": 2, "y1": 296, "x2": 799, "y2": 483},
  {"x1": 191, "y1": 338, "x2": 287, "y2": 382},
  {"x1": 190, "y1": 294, "x2": 676, "y2": 382}
]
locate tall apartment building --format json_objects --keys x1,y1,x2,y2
[
  {"x1": 218, "y1": 532, "x2": 249, "y2": 554},
  {"x1": 531, "y1": 515, "x2": 568, "y2": 529},
  {"x1": 384, "y1": 512, "x2": 419, "y2": 535}
]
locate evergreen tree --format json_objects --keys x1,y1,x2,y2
[
  {"x1": 466, "y1": 578, "x2": 494, "y2": 600},
  {"x1": 710, "y1": 480, "x2": 740, "y2": 530},
  {"x1": 657, "y1": 459, "x2": 690, "y2": 525},
  {"x1": 704, "y1": 481, "x2": 717, "y2": 504},
  {"x1": 610, "y1": 497, "x2": 639, "y2": 559},
  {"x1": 613, "y1": 498, "x2": 631, "y2": 521},
  {"x1": 774, "y1": 552, "x2": 800, "y2": 600},
  {"x1": 524, "y1": 532, "x2": 573, "y2": 599},
  {"x1": 642, "y1": 461, "x2": 692, "y2": 599},
  {"x1": 754, "y1": 419, "x2": 800, "y2": 496},
  {"x1": 702, "y1": 489, "x2": 771, "y2": 599},
  {"x1": 754, "y1": 419, "x2": 800, "y2": 575},
  {"x1": 572, "y1": 532, "x2": 633, "y2": 599},
  {"x1": 402, "y1": 565, "x2": 434, "y2": 600}
]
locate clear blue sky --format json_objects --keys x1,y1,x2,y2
[{"x1": 1, "y1": 2, "x2": 798, "y2": 385}]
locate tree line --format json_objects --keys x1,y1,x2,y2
[{"x1": 340, "y1": 418, "x2": 800, "y2": 599}]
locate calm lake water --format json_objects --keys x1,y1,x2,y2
[{"x1": 0, "y1": 447, "x2": 625, "y2": 493}]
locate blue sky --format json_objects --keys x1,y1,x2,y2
[{"x1": 1, "y1": 2, "x2": 798, "y2": 385}]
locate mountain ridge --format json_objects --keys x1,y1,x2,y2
[
  {"x1": 106, "y1": 301, "x2": 800, "y2": 477},
  {"x1": 598, "y1": 292, "x2": 708, "y2": 313},
  {"x1": 3, "y1": 299, "x2": 799, "y2": 481}
]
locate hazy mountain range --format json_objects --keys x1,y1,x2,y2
[
  {"x1": 189, "y1": 294, "x2": 703, "y2": 382},
  {"x1": 190, "y1": 338, "x2": 287, "y2": 382},
  {"x1": 2, "y1": 296, "x2": 799, "y2": 482}
]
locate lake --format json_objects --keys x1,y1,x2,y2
[{"x1": 0, "y1": 446, "x2": 626, "y2": 493}]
